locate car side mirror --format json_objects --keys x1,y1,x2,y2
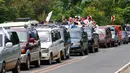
[
  {"x1": 29, "y1": 38, "x2": 35, "y2": 43},
  {"x1": 6, "y1": 42, "x2": 13, "y2": 48}
]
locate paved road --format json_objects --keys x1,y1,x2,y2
[{"x1": 8, "y1": 44, "x2": 130, "y2": 73}]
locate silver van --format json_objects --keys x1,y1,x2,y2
[{"x1": 0, "y1": 29, "x2": 21, "y2": 73}]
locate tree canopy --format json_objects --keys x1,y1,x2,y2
[{"x1": 0, "y1": 0, "x2": 130, "y2": 25}]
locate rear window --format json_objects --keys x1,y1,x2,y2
[{"x1": 119, "y1": 27, "x2": 122, "y2": 31}]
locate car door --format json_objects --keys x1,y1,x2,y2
[
  {"x1": 29, "y1": 30, "x2": 40, "y2": 61},
  {"x1": 56, "y1": 31, "x2": 64, "y2": 54},
  {"x1": 105, "y1": 28, "x2": 109, "y2": 43},
  {"x1": 8, "y1": 32, "x2": 20, "y2": 68},
  {"x1": 82, "y1": 32, "x2": 88, "y2": 50},
  {"x1": 3, "y1": 35, "x2": 13, "y2": 70},
  {"x1": 51, "y1": 31, "x2": 58, "y2": 57}
]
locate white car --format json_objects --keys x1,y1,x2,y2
[{"x1": 37, "y1": 27, "x2": 65, "y2": 64}]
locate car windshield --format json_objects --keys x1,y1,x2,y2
[
  {"x1": 16, "y1": 31, "x2": 28, "y2": 42},
  {"x1": 70, "y1": 31, "x2": 81, "y2": 39},
  {"x1": 0, "y1": 34, "x2": 3, "y2": 47},
  {"x1": 84, "y1": 28, "x2": 92, "y2": 36},
  {"x1": 38, "y1": 31, "x2": 50, "y2": 42}
]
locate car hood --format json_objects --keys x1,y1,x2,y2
[
  {"x1": 71, "y1": 38, "x2": 81, "y2": 43},
  {"x1": 41, "y1": 42, "x2": 52, "y2": 48}
]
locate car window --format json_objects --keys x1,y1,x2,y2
[
  {"x1": 119, "y1": 27, "x2": 122, "y2": 31},
  {"x1": 51, "y1": 32, "x2": 56, "y2": 42},
  {"x1": 106, "y1": 29, "x2": 109, "y2": 35},
  {"x1": 29, "y1": 30, "x2": 39, "y2": 40},
  {"x1": 55, "y1": 31, "x2": 61, "y2": 40},
  {"x1": 16, "y1": 31, "x2": 28, "y2": 42},
  {"x1": 64, "y1": 30, "x2": 70, "y2": 42},
  {"x1": 10, "y1": 32, "x2": 19, "y2": 45},
  {"x1": 0, "y1": 34, "x2": 3, "y2": 47}
]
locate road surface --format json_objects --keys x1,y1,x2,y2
[{"x1": 8, "y1": 44, "x2": 130, "y2": 73}]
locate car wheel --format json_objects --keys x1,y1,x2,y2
[
  {"x1": 12, "y1": 60, "x2": 20, "y2": 73},
  {"x1": 66, "y1": 47, "x2": 70, "y2": 59},
  {"x1": 56, "y1": 52, "x2": 62, "y2": 63},
  {"x1": 61, "y1": 51, "x2": 66, "y2": 60},
  {"x1": 104, "y1": 41, "x2": 107, "y2": 48},
  {"x1": 25, "y1": 57, "x2": 30, "y2": 70},
  {"x1": 84, "y1": 47, "x2": 89, "y2": 55},
  {"x1": 47, "y1": 54, "x2": 53, "y2": 65},
  {"x1": 107, "y1": 42, "x2": 111, "y2": 47},
  {"x1": 90, "y1": 44, "x2": 95, "y2": 53},
  {"x1": 1, "y1": 63, "x2": 6, "y2": 73},
  {"x1": 80, "y1": 49, "x2": 85, "y2": 56},
  {"x1": 66, "y1": 54, "x2": 70, "y2": 59},
  {"x1": 34, "y1": 56, "x2": 41, "y2": 67}
]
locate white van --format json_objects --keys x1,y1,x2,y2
[{"x1": 36, "y1": 27, "x2": 65, "y2": 65}]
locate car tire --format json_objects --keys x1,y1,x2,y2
[
  {"x1": 90, "y1": 44, "x2": 95, "y2": 53},
  {"x1": 61, "y1": 51, "x2": 66, "y2": 60},
  {"x1": 12, "y1": 60, "x2": 20, "y2": 73},
  {"x1": 84, "y1": 48, "x2": 89, "y2": 55},
  {"x1": 1, "y1": 63, "x2": 6, "y2": 73},
  {"x1": 56, "y1": 52, "x2": 62, "y2": 63},
  {"x1": 47, "y1": 54, "x2": 53, "y2": 65},
  {"x1": 104, "y1": 41, "x2": 107, "y2": 48},
  {"x1": 25, "y1": 57, "x2": 30, "y2": 70},
  {"x1": 66, "y1": 47, "x2": 70, "y2": 59},
  {"x1": 107, "y1": 42, "x2": 111, "y2": 47},
  {"x1": 80, "y1": 49, "x2": 85, "y2": 56},
  {"x1": 34, "y1": 56, "x2": 41, "y2": 67},
  {"x1": 66, "y1": 54, "x2": 70, "y2": 59}
]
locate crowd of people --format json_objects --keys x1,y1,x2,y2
[{"x1": 61, "y1": 16, "x2": 99, "y2": 33}]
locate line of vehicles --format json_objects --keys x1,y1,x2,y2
[{"x1": 0, "y1": 19, "x2": 130, "y2": 73}]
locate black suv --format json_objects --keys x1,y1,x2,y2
[
  {"x1": 68, "y1": 28, "x2": 88, "y2": 56},
  {"x1": 60, "y1": 27, "x2": 71, "y2": 59},
  {"x1": 83, "y1": 27, "x2": 99, "y2": 53},
  {"x1": 11, "y1": 27, "x2": 41, "y2": 70}
]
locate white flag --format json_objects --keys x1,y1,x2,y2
[
  {"x1": 46, "y1": 11, "x2": 53, "y2": 22},
  {"x1": 2, "y1": 27, "x2": 10, "y2": 40}
]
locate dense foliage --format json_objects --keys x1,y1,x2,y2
[{"x1": 0, "y1": 0, "x2": 130, "y2": 25}]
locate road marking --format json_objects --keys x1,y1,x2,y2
[
  {"x1": 31, "y1": 56, "x2": 88, "y2": 73},
  {"x1": 115, "y1": 62, "x2": 130, "y2": 73}
]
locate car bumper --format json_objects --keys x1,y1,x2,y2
[
  {"x1": 70, "y1": 46, "x2": 82, "y2": 53},
  {"x1": 0, "y1": 61, "x2": 2, "y2": 72},
  {"x1": 41, "y1": 53, "x2": 50, "y2": 60},
  {"x1": 21, "y1": 54, "x2": 27, "y2": 63},
  {"x1": 99, "y1": 40, "x2": 105, "y2": 44}
]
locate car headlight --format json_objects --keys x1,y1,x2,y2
[
  {"x1": 42, "y1": 48, "x2": 49, "y2": 53},
  {"x1": 72, "y1": 42, "x2": 81, "y2": 47}
]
